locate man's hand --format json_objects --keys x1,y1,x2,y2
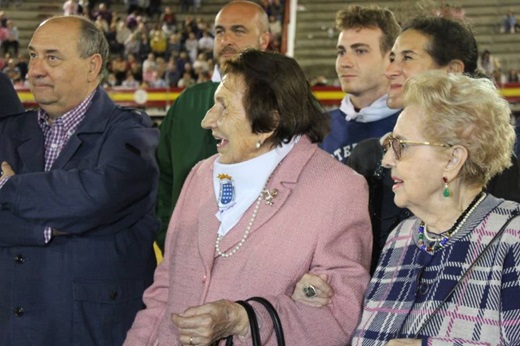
[{"x1": 1, "y1": 161, "x2": 15, "y2": 178}]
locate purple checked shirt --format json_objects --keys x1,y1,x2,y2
[{"x1": 0, "y1": 90, "x2": 95, "y2": 242}]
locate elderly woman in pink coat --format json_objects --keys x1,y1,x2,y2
[{"x1": 124, "y1": 50, "x2": 372, "y2": 346}]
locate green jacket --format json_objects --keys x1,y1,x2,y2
[{"x1": 156, "y1": 81, "x2": 220, "y2": 250}]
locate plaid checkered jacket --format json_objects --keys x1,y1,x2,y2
[{"x1": 351, "y1": 194, "x2": 520, "y2": 346}]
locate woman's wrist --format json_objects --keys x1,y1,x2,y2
[{"x1": 232, "y1": 301, "x2": 251, "y2": 338}]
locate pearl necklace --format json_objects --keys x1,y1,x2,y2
[
  {"x1": 215, "y1": 190, "x2": 263, "y2": 258},
  {"x1": 418, "y1": 192, "x2": 486, "y2": 252}
]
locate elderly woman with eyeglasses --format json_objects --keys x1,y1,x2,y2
[
  {"x1": 294, "y1": 71, "x2": 520, "y2": 345},
  {"x1": 361, "y1": 71, "x2": 520, "y2": 345}
]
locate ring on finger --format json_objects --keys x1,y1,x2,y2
[{"x1": 303, "y1": 284, "x2": 318, "y2": 298}]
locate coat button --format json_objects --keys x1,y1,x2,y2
[
  {"x1": 202, "y1": 275, "x2": 207, "y2": 283},
  {"x1": 14, "y1": 255, "x2": 25, "y2": 264},
  {"x1": 109, "y1": 291, "x2": 118, "y2": 300},
  {"x1": 13, "y1": 307, "x2": 24, "y2": 317}
]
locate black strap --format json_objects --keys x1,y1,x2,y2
[
  {"x1": 220, "y1": 298, "x2": 285, "y2": 346},
  {"x1": 247, "y1": 297, "x2": 285, "y2": 346},
  {"x1": 413, "y1": 208, "x2": 520, "y2": 337},
  {"x1": 225, "y1": 300, "x2": 261, "y2": 346}
]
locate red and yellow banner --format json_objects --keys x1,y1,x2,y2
[{"x1": 16, "y1": 84, "x2": 520, "y2": 109}]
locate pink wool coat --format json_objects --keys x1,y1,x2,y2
[{"x1": 125, "y1": 136, "x2": 372, "y2": 345}]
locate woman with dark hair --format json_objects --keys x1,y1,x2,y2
[{"x1": 125, "y1": 50, "x2": 372, "y2": 346}]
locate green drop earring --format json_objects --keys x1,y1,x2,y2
[{"x1": 443, "y1": 176, "x2": 452, "y2": 198}]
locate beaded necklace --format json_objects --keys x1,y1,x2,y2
[
  {"x1": 215, "y1": 188, "x2": 264, "y2": 258},
  {"x1": 418, "y1": 191, "x2": 486, "y2": 252},
  {"x1": 215, "y1": 167, "x2": 279, "y2": 258}
]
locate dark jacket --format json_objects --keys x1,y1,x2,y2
[
  {"x1": 0, "y1": 87, "x2": 159, "y2": 345},
  {"x1": 0, "y1": 72, "x2": 24, "y2": 116}
]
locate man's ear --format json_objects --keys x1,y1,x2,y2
[
  {"x1": 88, "y1": 54, "x2": 103, "y2": 81},
  {"x1": 446, "y1": 59, "x2": 464, "y2": 73}
]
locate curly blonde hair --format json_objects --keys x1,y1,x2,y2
[{"x1": 403, "y1": 71, "x2": 515, "y2": 186}]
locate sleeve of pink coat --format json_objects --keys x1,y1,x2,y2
[
  {"x1": 236, "y1": 171, "x2": 372, "y2": 346},
  {"x1": 123, "y1": 162, "x2": 201, "y2": 346}
]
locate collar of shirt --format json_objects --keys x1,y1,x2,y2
[{"x1": 37, "y1": 89, "x2": 96, "y2": 136}]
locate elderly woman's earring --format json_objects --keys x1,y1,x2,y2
[
  {"x1": 256, "y1": 140, "x2": 262, "y2": 149},
  {"x1": 442, "y1": 177, "x2": 452, "y2": 198}
]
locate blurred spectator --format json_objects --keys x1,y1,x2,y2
[
  {"x1": 155, "y1": 56, "x2": 166, "y2": 77},
  {"x1": 478, "y1": 49, "x2": 500, "y2": 77},
  {"x1": 2, "y1": 57, "x2": 21, "y2": 83},
  {"x1": 501, "y1": 10, "x2": 517, "y2": 34},
  {"x1": 177, "y1": 70, "x2": 195, "y2": 88},
  {"x1": 165, "y1": 58, "x2": 181, "y2": 87},
  {"x1": 116, "y1": 16, "x2": 132, "y2": 46},
  {"x1": 62, "y1": 0, "x2": 80, "y2": 16},
  {"x1": 492, "y1": 68, "x2": 507, "y2": 85},
  {"x1": 122, "y1": 70, "x2": 140, "y2": 88},
  {"x1": 149, "y1": 68, "x2": 167, "y2": 88},
  {"x1": 16, "y1": 53, "x2": 27, "y2": 80},
  {"x1": 165, "y1": 32, "x2": 181, "y2": 60},
  {"x1": 268, "y1": 14, "x2": 282, "y2": 41},
  {"x1": 184, "y1": 31, "x2": 198, "y2": 63},
  {"x1": 175, "y1": 50, "x2": 189, "y2": 76},
  {"x1": 142, "y1": 64, "x2": 155, "y2": 84},
  {"x1": 92, "y1": 2, "x2": 113, "y2": 24},
  {"x1": 270, "y1": 0, "x2": 284, "y2": 22},
  {"x1": 102, "y1": 72, "x2": 118, "y2": 88},
  {"x1": 112, "y1": 54, "x2": 128, "y2": 84},
  {"x1": 197, "y1": 29, "x2": 213, "y2": 57},
  {"x1": 138, "y1": 31, "x2": 151, "y2": 61},
  {"x1": 142, "y1": 52, "x2": 156, "y2": 73},
  {"x1": 150, "y1": 27, "x2": 167, "y2": 57},
  {"x1": 508, "y1": 68, "x2": 520, "y2": 83},
  {"x1": 125, "y1": 10, "x2": 139, "y2": 30},
  {"x1": 124, "y1": 31, "x2": 140, "y2": 58},
  {"x1": 106, "y1": 22, "x2": 124, "y2": 54},
  {"x1": 0, "y1": 11, "x2": 7, "y2": 27},
  {"x1": 160, "y1": 6, "x2": 177, "y2": 35},
  {"x1": 195, "y1": 16, "x2": 209, "y2": 35},
  {"x1": 192, "y1": 52, "x2": 208, "y2": 73},
  {"x1": 259, "y1": 0, "x2": 271, "y2": 17},
  {"x1": 1, "y1": 20, "x2": 18, "y2": 56},
  {"x1": 94, "y1": 15, "x2": 109, "y2": 33},
  {"x1": 181, "y1": 15, "x2": 198, "y2": 38}
]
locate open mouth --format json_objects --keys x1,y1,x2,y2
[{"x1": 215, "y1": 137, "x2": 228, "y2": 148}]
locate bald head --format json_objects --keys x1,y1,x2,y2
[
  {"x1": 213, "y1": 1, "x2": 270, "y2": 67},
  {"x1": 38, "y1": 16, "x2": 109, "y2": 72}
]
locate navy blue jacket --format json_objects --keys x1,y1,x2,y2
[
  {"x1": 319, "y1": 108, "x2": 400, "y2": 164},
  {"x1": 0, "y1": 72, "x2": 24, "y2": 116},
  {"x1": 0, "y1": 87, "x2": 159, "y2": 345}
]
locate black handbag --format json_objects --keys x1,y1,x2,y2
[{"x1": 222, "y1": 296, "x2": 285, "y2": 346}]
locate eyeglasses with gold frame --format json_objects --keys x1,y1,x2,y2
[{"x1": 382, "y1": 133, "x2": 451, "y2": 160}]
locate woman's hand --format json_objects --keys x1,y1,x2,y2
[
  {"x1": 386, "y1": 339, "x2": 421, "y2": 346},
  {"x1": 171, "y1": 299, "x2": 249, "y2": 346},
  {"x1": 291, "y1": 273, "x2": 334, "y2": 307}
]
